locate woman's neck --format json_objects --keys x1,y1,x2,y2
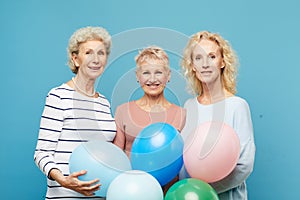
[
  {"x1": 199, "y1": 82, "x2": 233, "y2": 105},
  {"x1": 136, "y1": 94, "x2": 171, "y2": 112},
  {"x1": 71, "y1": 75, "x2": 96, "y2": 97}
]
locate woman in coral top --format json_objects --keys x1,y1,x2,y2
[
  {"x1": 113, "y1": 46, "x2": 186, "y2": 192},
  {"x1": 114, "y1": 46, "x2": 186, "y2": 157}
]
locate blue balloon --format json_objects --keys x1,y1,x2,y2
[
  {"x1": 131, "y1": 123, "x2": 184, "y2": 186},
  {"x1": 69, "y1": 140, "x2": 132, "y2": 197}
]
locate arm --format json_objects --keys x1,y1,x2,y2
[
  {"x1": 34, "y1": 89, "x2": 100, "y2": 196},
  {"x1": 113, "y1": 106, "x2": 126, "y2": 150},
  {"x1": 210, "y1": 100, "x2": 256, "y2": 193},
  {"x1": 34, "y1": 90, "x2": 64, "y2": 178},
  {"x1": 177, "y1": 107, "x2": 187, "y2": 132},
  {"x1": 49, "y1": 169, "x2": 100, "y2": 196},
  {"x1": 113, "y1": 127, "x2": 126, "y2": 150}
]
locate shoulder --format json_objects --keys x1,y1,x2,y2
[
  {"x1": 227, "y1": 96, "x2": 250, "y2": 108},
  {"x1": 170, "y1": 103, "x2": 186, "y2": 116},
  {"x1": 183, "y1": 97, "x2": 198, "y2": 108},
  {"x1": 46, "y1": 83, "x2": 74, "y2": 99},
  {"x1": 97, "y1": 92, "x2": 108, "y2": 100},
  {"x1": 171, "y1": 103, "x2": 185, "y2": 112},
  {"x1": 226, "y1": 96, "x2": 251, "y2": 115},
  {"x1": 115, "y1": 101, "x2": 134, "y2": 115},
  {"x1": 116, "y1": 102, "x2": 132, "y2": 110},
  {"x1": 96, "y1": 92, "x2": 111, "y2": 105}
]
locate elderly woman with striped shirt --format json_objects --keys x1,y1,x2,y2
[{"x1": 34, "y1": 26, "x2": 116, "y2": 199}]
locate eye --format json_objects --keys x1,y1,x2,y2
[
  {"x1": 155, "y1": 71, "x2": 163, "y2": 74},
  {"x1": 142, "y1": 71, "x2": 150, "y2": 75},
  {"x1": 85, "y1": 50, "x2": 92, "y2": 55},
  {"x1": 209, "y1": 55, "x2": 216, "y2": 59},
  {"x1": 98, "y1": 50, "x2": 105, "y2": 55},
  {"x1": 194, "y1": 56, "x2": 201, "y2": 60}
]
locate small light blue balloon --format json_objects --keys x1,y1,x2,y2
[
  {"x1": 107, "y1": 170, "x2": 164, "y2": 200},
  {"x1": 69, "y1": 140, "x2": 132, "y2": 197},
  {"x1": 131, "y1": 123, "x2": 184, "y2": 186}
]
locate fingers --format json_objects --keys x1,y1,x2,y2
[
  {"x1": 70, "y1": 170, "x2": 100, "y2": 186},
  {"x1": 78, "y1": 180, "x2": 101, "y2": 196},
  {"x1": 82, "y1": 178, "x2": 101, "y2": 186},
  {"x1": 70, "y1": 170, "x2": 87, "y2": 178},
  {"x1": 68, "y1": 170, "x2": 102, "y2": 196}
]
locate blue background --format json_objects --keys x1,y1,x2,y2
[{"x1": 1, "y1": 0, "x2": 299, "y2": 199}]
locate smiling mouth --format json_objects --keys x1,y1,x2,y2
[
  {"x1": 145, "y1": 83, "x2": 161, "y2": 89},
  {"x1": 201, "y1": 71, "x2": 213, "y2": 75},
  {"x1": 146, "y1": 83, "x2": 160, "y2": 86},
  {"x1": 89, "y1": 66, "x2": 101, "y2": 70}
]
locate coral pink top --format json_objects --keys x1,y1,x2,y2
[{"x1": 114, "y1": 101, "x2": 186, "y2": 156}]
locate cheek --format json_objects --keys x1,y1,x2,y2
[
  {"x1": 192, "y1": 64, "x2": 200, "y2": 72},
  {"x1": 137, "y1": 75, "x2": 148, "y2": 84},
  {"x1": 193, "y1": 59, "x2": 203, "y2": 67},
  {"x1": 101, "y1": 55, "x2": 108, "y2": 64},
  {"x1": 77, "y1": 55, "x2": 89, "y2": 65},
  {"x1": 84, "y1": 55, "x2": 92, "y2": 62},
  {"x1": 159, "y1": 75, "x2": 169, "y2": 83}
]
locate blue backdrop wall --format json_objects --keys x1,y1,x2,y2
[{"x1": 1, "y1": 0, "x2": 299, "y2": 199}]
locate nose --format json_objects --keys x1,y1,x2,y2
[
  {"x1": 202, "y1": 58, "x2": 209, "y2": 69},
  {"x1": 92, "y1": 53, "x2": 100, "y2": 64},
  {"x1": 149, "y1": 73, "x2": 157, "y2": 82}
]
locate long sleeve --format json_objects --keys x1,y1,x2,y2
[
  {"x1": 210, "y1": 99, "x2": 256, "y2": 194},
  {"x1": 34, "y1": 90, "x2": 64, "y2": 178}
]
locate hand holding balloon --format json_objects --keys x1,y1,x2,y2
[
  {"x1": 49, "y1": 168, "x2": 100, "y2": 196},
  {"x1": 69, "y1": 140, "x2": 132, "y2": 197}
]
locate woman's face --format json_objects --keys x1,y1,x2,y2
[
  {"x1": 136, "y1": 59, "x2": 170, "y2": 97},
  {"x1": 192, "y1": 39, "x2": 224, "y2": 85},
  {"x1": 72, "y1": 40, "x2": 107, "y2": 80}
]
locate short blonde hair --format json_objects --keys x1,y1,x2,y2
[
  {"x1": 67, "y1": 26, "x2": 112, "y2": 74},
  {"x1": 135, "y1": 46, "x2": 170, "y2": 71},
  {"x1": 181, "y1": 31, "x2": 238, "y2": 95}
]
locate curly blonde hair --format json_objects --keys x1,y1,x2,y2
[
  {"x1": 135, "y1": 46, "x2": 170, "y2": 71},
  {"x1": 181, "y1": 31, "x2": 238, "y2": 95},
  {"x1": 67, "y1": 26, "x2": 112, "y2": 74}
]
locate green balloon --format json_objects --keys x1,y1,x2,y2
[{"x1": 165, "y1": 178, "x2": 219, "y2": 200}]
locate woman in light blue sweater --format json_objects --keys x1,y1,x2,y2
[{"x1": 180, "y1": 31, "x2": 255, "y2": 200}]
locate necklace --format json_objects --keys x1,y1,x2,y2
[{"x1": 72, "y1": 77, "x2": 96, "y2": 97}]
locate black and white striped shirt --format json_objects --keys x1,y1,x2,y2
[{"x1": 34, "y1": 84, "x2": 116, "y2": 199}]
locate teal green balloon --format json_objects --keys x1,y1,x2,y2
[{"x1": 165, "y1": 178, "x2": 219, "y2": 200}]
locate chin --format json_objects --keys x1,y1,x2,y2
[{"x1": 144, "y1": 91, "x2": 164, "y2": 97}]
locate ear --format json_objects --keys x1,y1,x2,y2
[
  {"x1": 72, "y1": 53, "x2": 79, "y2": 67},
  {"x1": 192, "y1": 66, "x2": 197, "y2": 72},
  {"x1": 167, "y1": 69, "x2": 171, "y2": 82},
  {"x1": 221, "y1": 60, "x2": 225, "y2": 68},
  {"x1": 135, "y1": 70, "x2": 140, "y2": 83}
]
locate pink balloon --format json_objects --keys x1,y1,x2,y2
[{"x1": 183, "y1": 121, "x2": 240, "y2": 183}]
